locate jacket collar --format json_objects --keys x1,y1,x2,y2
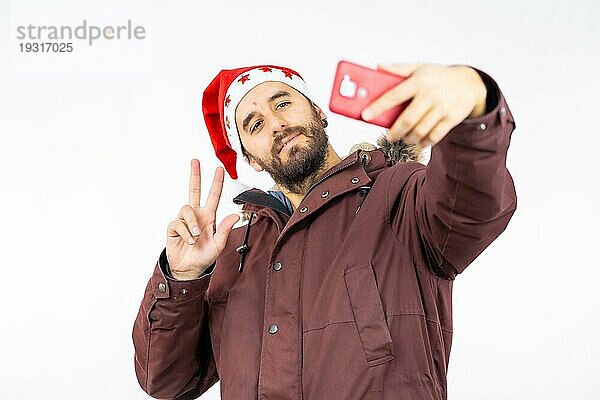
[
  {"x1": 231, "y1": 147, "x2": 391, "y2": 253},
  {"x1": 233, "y1": 189, "x2": 292, "y2": 217},
  {"x1": 233, "y1": 147, "x2": 389, "y2": 218}
]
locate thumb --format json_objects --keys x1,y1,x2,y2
[
  {"x1": 214, "y1": 213, "x2": 241, "y2": 250},
  {"x1": 377, "y1": 63, "x2": 421, "y2": 77}
]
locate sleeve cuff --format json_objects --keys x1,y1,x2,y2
[
  {"x1": 152, "y1": 248, "x2": 215, "y2": 302},
  {"x1": 447, "y1": 64, "x2": 505, "y2": 125},
  {"x1": 465, "y1": 66, "x2": 500, "y2": 120},
  {"x1": 447, "y1": 66, "x2": 516, "y2": 133},
  {"x1": 159, "y1": 247, "x2": 216, "y2": 280},
  {"x1": 429, "y1": 66, "x2": 516, "y2": 158}
]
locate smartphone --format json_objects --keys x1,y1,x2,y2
[{"x1": 328, "y1": 60, "x2": 410, "y2": 128}]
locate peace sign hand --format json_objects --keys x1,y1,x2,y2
[{"x1": 166, "y1": 159, "x2": 240, "y2": 281}]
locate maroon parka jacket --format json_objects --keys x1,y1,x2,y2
[{"x1": 132, "y1": 68, "x2": 517, "y2": 400}]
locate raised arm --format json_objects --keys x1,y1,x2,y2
[
  {"x1": 132, "y1": 160, "x2": 239, "y2": 398},
  {"x1": 364, "y1": 63, "x2": 517, "y2": 278}
]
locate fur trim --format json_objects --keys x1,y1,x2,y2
[{"x1": 376, "y1": 134, "x2": 423, "y2": 164}]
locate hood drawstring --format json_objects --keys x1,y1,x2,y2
[
  {"x1": 355, "y1": 152, "x2": 372, "y2": 214},
  {"x1": 355, "y1": 186, "x2": 371, "y2": 214},
  {"x1": 236, "y1": 212, "x2": 255, "y2": 272}
]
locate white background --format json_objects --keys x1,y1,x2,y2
[{"x1": 1, "y1": 0, "x2": 598, "y2": 399}]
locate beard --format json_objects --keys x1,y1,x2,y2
[{"x1": 248, "y1": 109, "x2": 329, "y2": 195}]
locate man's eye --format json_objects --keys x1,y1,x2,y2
[
  {"x1": 276, "y1": 101, "x2": 290, "y2": 109},
  {"x1": 251, "y1": 120, "x2": 262, "y2": 133}
]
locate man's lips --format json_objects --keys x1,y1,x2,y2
[{"x1": 277, "y1": 132, "x2": 302, "y2": 154}]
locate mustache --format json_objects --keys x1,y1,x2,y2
[{"x1": 273, "y1": 126, "x2": 312, "y2": 155}]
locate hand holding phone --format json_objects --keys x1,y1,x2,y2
[{"x1": 328, "y1": 60, "x2": 411, "y2": 129}]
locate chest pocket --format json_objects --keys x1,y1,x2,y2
[{"x1": 343, "y1": 262, "x2": 395, "y2": 367}]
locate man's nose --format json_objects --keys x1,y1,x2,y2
[{"x1": 268, "y1": 115, "x2": 288, "y2": 136}]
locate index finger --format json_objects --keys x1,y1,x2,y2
[
  {"x1": 189, "y1": 159, "x2": 201, "y2": 207},
  {"x1": 361, "y1": 76, "x2": 418, "y2": 122}
]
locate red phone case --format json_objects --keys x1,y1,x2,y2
[{"x1": 328, "y1": 60, "x2": 410, "y2": 128}]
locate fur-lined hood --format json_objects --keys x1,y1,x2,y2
[
  {"x1": 247, "y1": 137, "x2": 423, "y2": 221},
  {"x1": 349, "y1": 135, "x2": 423, "y2": 165}
]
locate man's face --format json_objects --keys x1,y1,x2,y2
[{"x1": 235, "y1": 81, "x2": 329, "y2": 194}]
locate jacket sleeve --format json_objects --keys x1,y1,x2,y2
[
  {"x1": 387, "y1": 67, "x2": 517, "y2": 279},
  {"x1": 132, "y1": 248, "x2": 218, "y2": 399}
]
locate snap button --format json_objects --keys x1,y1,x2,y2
[
  {"x1": 158, "y1": 282, "x2": 166, "y2": 293},
  {"x1": 360, "y1": 153, "x2": 371, "y2": 166},
  {"x1": 181, "y1": 288, "x2": 187, "y2": 294},
  {"x1": 273, "y1": 262, "x2": 283, "y2": 271},
  {"x1": 351, "y1": 177, "x2": 360, "y2": 184},
  {"x1": 321, "y1": 190, "x2": 329, "y2": 198},
  {"x1": 268, "y1": 324, "x2": 279, "y2": 334},
  {"x1": 500, "y1": 106, "x2": 506, "y2": 115},
  {"x1": 299, "y1": 206, "x2": 308, "y2": 213},
  {"x1": 478, "y1": 123, "x2": 487, "y2": 130}
]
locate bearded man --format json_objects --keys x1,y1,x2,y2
[{"x1": 132, "y1": 62, "x2": 517, "y2": 400}]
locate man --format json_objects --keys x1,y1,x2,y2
[{"x1": 132, "y1": 62, "x2": 517, "y2": 399}]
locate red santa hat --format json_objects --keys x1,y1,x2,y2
[{"x1": 202, "y1": 65, "x2": 314, "y2": 181}]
